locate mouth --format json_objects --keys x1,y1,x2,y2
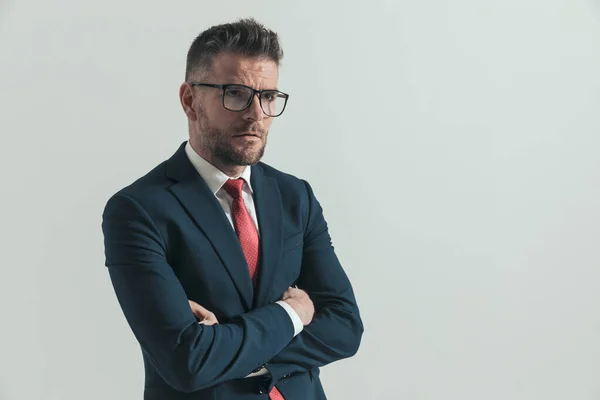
[{"x1": 235, "y1": 132, "x2": 261, "y2": 138}]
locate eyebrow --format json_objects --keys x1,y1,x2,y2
[{"x1": 228, "y1": 83, "x2": 280, "y2": 91}]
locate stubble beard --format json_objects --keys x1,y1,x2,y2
[{"x1": 197, "y1": 109, "x2": 267, "y2": 167}]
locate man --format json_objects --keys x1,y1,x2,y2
[{"x1": 102, "y1": 18, "x2": 363, "y2": 400}]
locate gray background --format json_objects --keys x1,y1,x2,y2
[{"x1": 1, "y1": 0, "x2": 600, "y2": 399}]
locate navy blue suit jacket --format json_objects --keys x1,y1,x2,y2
[{"x1": 102, "y1": 142, "x2": 363, "y2": 399}]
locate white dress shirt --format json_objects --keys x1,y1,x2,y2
[{"x1": 184, "y1": 141, "x2": 303, "y2": 339}]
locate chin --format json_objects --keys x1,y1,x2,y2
[
  {"x1": 240, "y1": 155, "x2": 263, "y2": 166},
  {"x1": 239, "y1": 150, "x2": 265, "y2": 165},
  {"x1": 220, "y1": 148, "x2": 262, "y2": 166}
]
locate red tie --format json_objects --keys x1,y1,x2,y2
[{"x1": 222, "y1": 178, "x2": 285, "y2": 400}]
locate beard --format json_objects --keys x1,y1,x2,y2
[{"x1": 197, "y1": 108, "x2": 268, "y2": 167}]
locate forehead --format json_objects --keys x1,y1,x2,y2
[{"x1": 209, "y1": 53, "x2": 279, "y2": 87}]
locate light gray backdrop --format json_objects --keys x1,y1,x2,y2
[{"x1": 1, "y1": 0, "x2": 600, "y2": 399}]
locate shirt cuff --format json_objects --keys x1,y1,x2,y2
[{"x1": 276, "y1": 300, "x2": 304, "y2": 337}]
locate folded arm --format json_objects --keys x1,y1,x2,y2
[
  {"x1": 264, "y1": 180, "x2": 364, "y2": 385},
  {"x1": 102, "y1": 193, "x2": 295, "y2": 393}
]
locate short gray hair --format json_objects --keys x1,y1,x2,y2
[{"x1": 185, "y1": 18, "x2": 284, "y2": 81}]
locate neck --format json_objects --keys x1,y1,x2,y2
[{"x1": 213, "y1": 162, "x2": 246, "y2": 178}]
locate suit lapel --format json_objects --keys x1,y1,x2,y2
[
  {"x1": 166, "y1": 143, "x2": 254, "y2": 311},
  {"x1": 251, "y1": 164, "x2": 284, "y2": 308}
]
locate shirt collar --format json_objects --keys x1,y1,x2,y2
[{"x1": 184, "y1": 141, "x2": 253, "y2": 195}]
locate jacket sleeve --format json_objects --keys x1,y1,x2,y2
[
  {"x1": 102, "y1": 192, "x2": 295, "y2": 393},
  {"x1": 264, "y1": 180, "x2": 364, "y2": 386}
]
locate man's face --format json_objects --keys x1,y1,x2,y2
[{"x1": 184, "y1": 53, "x2": 279, "y2": 169}]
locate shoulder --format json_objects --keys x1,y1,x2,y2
[
  {"x1": 255, "y1": 161, "x2": 300, "y2": 181},
  {"x1": 254, "y1": 161, "x2": 312, "y2": 194},
  {"x1": 103, "y1": 160, "x2": 172, "y2": 213}
]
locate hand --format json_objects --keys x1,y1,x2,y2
[
  {"x1": 281, "y1": 287, "x2": 315, "y2": 326},
  {"x1": 188, "y1": 300, "x2": 219, "y2": 326}
]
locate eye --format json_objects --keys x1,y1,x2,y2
[
  {"x1": 224, "y1": 88, "x2": 243, "y2": 98},
  {"x1": 262, "y1": 91, "x2": 278, "y2": 101}
]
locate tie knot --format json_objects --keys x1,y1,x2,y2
[{"x1": 222, "y1": 178, "x2": 245, "y2": 199}]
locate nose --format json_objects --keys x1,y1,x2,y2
[{"x1": 243, "y1": 93, "x2": 264, "y2": 122}]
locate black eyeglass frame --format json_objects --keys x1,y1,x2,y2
[{"x1": 189, "y1": 82, "x2": 289, "y2": 117}]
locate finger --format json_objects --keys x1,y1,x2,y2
[
  {"x1": 199, "y1": 313, "x2": 219, "y2": 325},
  {"x1": 281, "y1": 286, "x2": 292, "y2": 300},
  {"x1": 281, "y1": 288, "x2": 295, "y2": 300},
  {"x1": 188, "y1": 300, "x2": 213, "y2": 320},
  {"x1": 284, "y1": 287, "x2": 303, "y2": 299}
]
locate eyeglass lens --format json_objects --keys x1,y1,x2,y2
[{"x1": 223, "y1": 85, "x2": 286, "y2": 116}]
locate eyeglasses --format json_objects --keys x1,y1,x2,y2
[{"x1": 189, "y1": 82, "x2": 289, "y2": 117}]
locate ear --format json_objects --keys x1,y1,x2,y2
[{"x1": 179, "y1": 82, "x2": 198, "y2": 121}]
